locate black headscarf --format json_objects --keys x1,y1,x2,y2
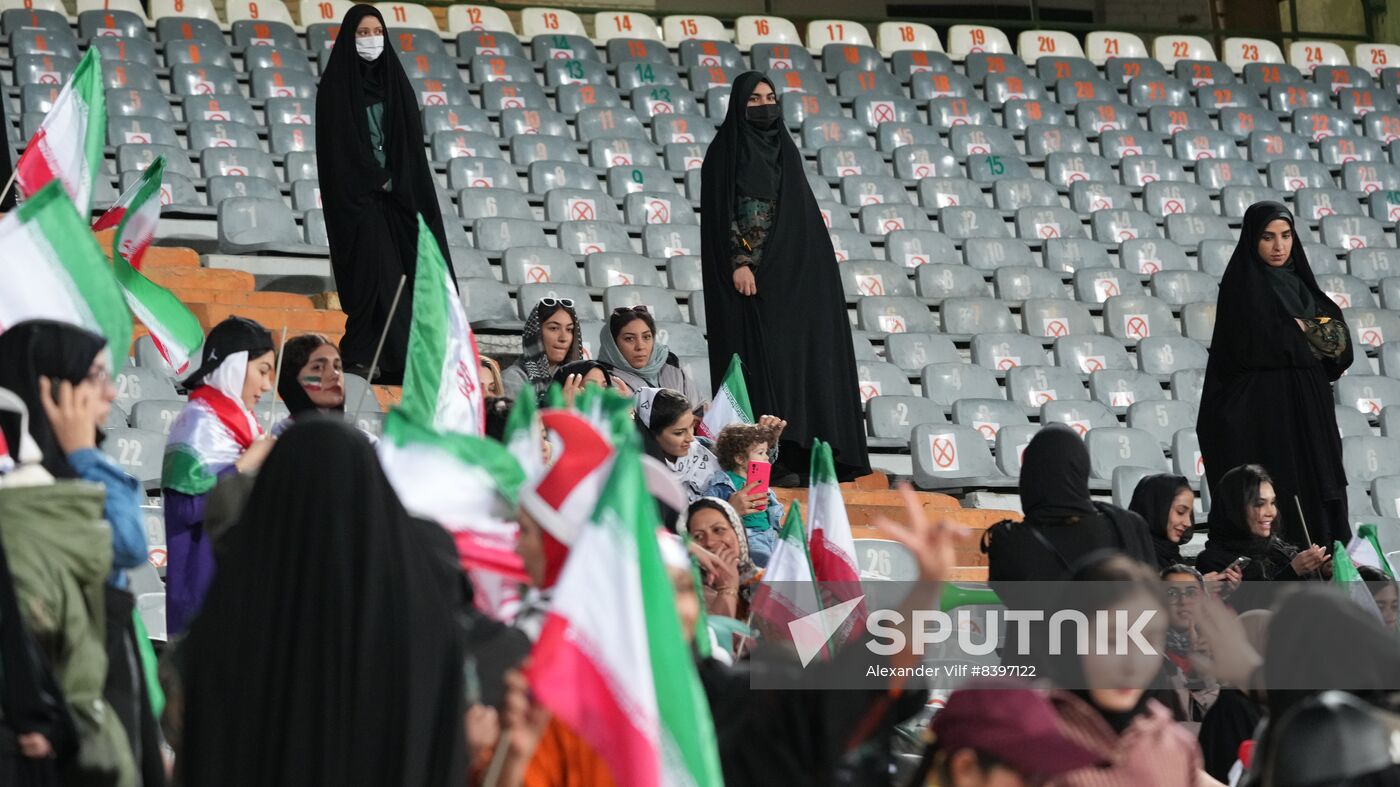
[
  {"x1": 316, "y1": 5, "x2": 454, "y2": 381},
  {"x1": 178, "y1": 419, "x2": 466, "y2": 786},
  {"x1": 700, "y1": 72, "x2": 870, "y2": 479},
  {"x1": 551, "y1": 359, "x2": 615, "y2": 390},
  {"x1": 1129, "y1": 473, "x2": 1193, "y2": 569},
  {"x1": 0, "y1": 320, "x2": 108, "y2": 479},
  {"x1": 733, "y1": 76, "x2": 782, "y2": 200},
  {"x1": 1198, "y1": 201, "x2": 1353, "y2": 550},
  {"x1": 277, "y1": 334, "x2": 343, "y2": 417},
  {"x1": 1199, "y1": 465, "x2": 1297, "y2": 581},
  {"x1": 1019, "y1": 424, "x2": 1096, "y2": 520}
]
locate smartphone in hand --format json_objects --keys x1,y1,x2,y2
[{"x1": 746, "y1": 460, "x2": 771, "y2": 511}]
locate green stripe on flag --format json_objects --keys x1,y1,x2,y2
[
  {"x1": 76, "y1": 48, "x2": 106, "y2": 217},
  {"x1": 809, "y1": 439, "x2": 838, "y2": 487},
  {"x1": 161, "y1": 445, "x2": 218, "y2": 495},
  {"x1": 382, "y1": 409, "x2": 524, "y2": 506},
  {"x1": 19, "y1": 181, "x2": 131, "y2": 366},
  {"x1": 399, "y1": 214, "x2": 451, "y2": 427},
  {"x1": 720, "y1": 353, "x2": 752, "y2": 420}
]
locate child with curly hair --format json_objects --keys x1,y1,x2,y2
[{"x1": 704, "y1": 422, "x2": 785, "y2": 567}]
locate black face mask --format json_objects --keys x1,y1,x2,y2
[{"x1": 745, "y1": 103, "x2": 781, "y2": 128}]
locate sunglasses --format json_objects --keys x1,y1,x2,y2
[
  {"x1": 611, "y1": 304, "x2": 650, "y2": 315},
  {"x1": 538, "y1": 297, "x2": 575, "y2": 308}
]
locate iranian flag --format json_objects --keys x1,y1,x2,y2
[
  {"x1": 0, "y1": 181, "x2": 130, "y2": 369},
  {"x1": 750, "y1": 501, "x2": 823, "y2": 633},
  {"x1": 92, "y1": 156, "x2": 203, "y2": 375},
  {"x1": 807, "y1": 440, "x2": 867, "y2": 631},
  {"x1": 697, "y1": 353, "x2": 753, "y2": 440},
  {"x1": 16, "y1": 48, "x2": 105, "y2": 217},
  {"x1": 526, "y1": 444, "x2": 724, "y2": 787},
  {"x1": 400, "y1": 214, "x2": 485, "y2": 436},
  {"x1": 504, "y1": 391, "x2": 545, "y2": 482}
]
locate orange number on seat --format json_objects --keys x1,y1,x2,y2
[
  {"x1": 1172, "y1": 41, "x2": 1188, "y2": 57},
  {"x1": 1104, "y1": 37, "x2": 1119, "y2": 55},
  {"x1": 755, "y1": 19, "x2": 770, "y2": 35},
  {"x1": 543, "y1": 12, "x2": 559, "y2": 29},
  {"x1": 680, "y1": 19, "x2": 697, "y2": 36},
  {"x1": 1038, "y1": 35, "x2": 1055, "y2": 53},
  {"x1": 899, "y1": 26, "x2": 914, "y2": 43},
  {"x1": 970, "y1": 28, "x2": 985, "y2": 45}
]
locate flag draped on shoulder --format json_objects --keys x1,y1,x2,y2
[
  {"x1": 0, "y1": 181, "x2": 130, "y2": 369},
  {"x1": 527, "y1": 441, "x2": 724, "y2": 787},
  {"x1": 399, "y1": 214, "x2": 484, "y2": 436},
  {"x1": 92, "y1": 156, "x2": 203, "y2": 375},
  {"x1": 697, "y1": 353, "x2": 753, "y2": 440},
  {"x1": 16, "y1": 47, "x2": 105, "y2": 217}
]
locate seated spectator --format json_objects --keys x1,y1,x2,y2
[
  {"x1": 479, "y1": 355, "x2": 504, "y2": 398},
  {"x1": 1132, "y1": 474, "x2": 1243, "y2": 587},
  {"x1": 502, "y1": 299, "x2": 582, "y2": 403},
  {"x1": 596, "y1": 305, "x2": 702, "y2": 406},
  {"x1": 1048, "y1": 553, "x2": 1209, "y2": 786},
  {"x1": 1358, "y1": 565, "x2": 1399, "y2": 631},
  {"x1": 273, "y1": 333, "x2": 344, "y2": 432},
  {"x1": 704, "y1": 422, "x2": 784, "y2": 567},
  {"x1": 162, "y1": 316, "x2": 278, "y2": 635},
  {"x1": 908, "y1": 678, "x2": 1105, "y2": 786},
  {"x1": 635, "y1": 388, "x2": 722, "y2": 501},
  {"x1": 685, "y1": 498, "x2": 758, "y2": 624},
  {"x1": 1195, "y1": 465, "x2": 1329, "y2": 600},
  {"x1": 1160, "y1": 564, "x2": 1220, "y2": 727},
  {"x1": 551, "y1": 359, "x2": 630, "y2": 407}
]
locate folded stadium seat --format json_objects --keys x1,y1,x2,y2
[
  {"x1": 1343, "y1": 161, "x2": 1400, "y2": 193},
  {"x1": 511, "y1": 135, "x2": 583, "y2": 167},
  {"x1": 583, "y1": 253, "x2": 663, "y2": 288},
  {"x1": 540, "y1": 188, "x2": 617, "y2": 223},
  {"x1": 914, "y1": 264, "x2": 990, "y2": 301},
  {"x1": 1090, "y1": 368, "x2": 1168, "y2": 410},
  {"x1": 401, "y1": 50, "x2": 458, "y2": 81},
  {"x1": 523, "y1": 160, "x2": 596, "y2": 195},
  {"x1": 1067, "y1": 182, "x2": 1132, "y2": 214},
  {"x1": 1315, "y1": 273, "x2": 1377, "y2": 309},
  {"x1": 469, "y1": 54, "x2": 535, "y2": 85},
  {"x1": 919, "y1": 363, "x2": 1003, "y2": 409},
  {"x1": 965, "y1": 154, "x2": 1032, "y2": 184},
  {"x1": 251, "y1": 68, "x2": 316, "y2": 100},
  {"x1": 1310, "y1": 245, "x2": 1346, "y2": 273},
  {"x1": 1243, "y1": 62, "x2": 1304, "y2": 90},
  {"x1": 1146, "y1": 107, "x2": 1214, "y2": 138},
  {"x1": 285, "y1": 152, "x2": 318, "y2": 184},
  {"x1": 1165, "y1": 428, "x2": 1207, "y2": 488},
  {"x1": 1118, "y1": 238, "x2": 1190, "y2": 276},
  {"x1": 606, "y1": 165, "x2": 676, "y2": 199},
  {"x1": 653, "y1": 140, "x2": 705, "y2": 174},
  {"x1": 1127, "y1": 75, "x2": 1189, "y2": 111},
  {"x1": 231, "y1": 19, "x2": 298, "y2": 48},
  {"x1": 1045, "y1": 152, "x2": 1116, "y2": 190},
  {"x1": 77, "y1": 10, "x2": 146, "y2": 39},
  {"x1": 1005, "y1": 101, "x2": 1070, "y2": 135},
  {"x1": 885, "y1": 333, "x2": 959, "y2": 373},
  {"x1": 1164, "y1": 214, "x2": 1233, "y2": 247},
  {"x1": 818, "y1": 226, "x2": 870, "y2": 260},
  {"x1": 303, "y1": 210, "x2": 331, "y2": 250},
  {"x1": 1254, "y1": 128, "x2": 1316, "y2": 162},
  {"x1": 200, "y1": 148, "x2": 276, "y2": 181},
  {"x1": 1046, "y1": 239, "x2": 1114, "y2": 274},
  {"x1": 245, "y1": 48, "x2": 313, "y2": 76},
  {"x1": 647, "y1": 322, "x2": 707, "y2": 361},
  {"x1": 118, "y1": 144, "x2": 197, "y2": 179},
  {"x1": 500, "y1": 109, "x2": 569, "y2": 139},
  {"x1": 867, "y1": 395, "x2": 945, "y2": 448},
  {"x1": 1357, "y1": 44, "x2": 1400, "y2": 78},
  {"x1": 1100, "y1": 59, "x2": 1165, "y2": 90},
  {"x1": 1152, "y1": 34, "x2": 1216, "y2": 70},
  {"x1": 817, "y1": 201, "x2": 856, "y2": 229},
  {"x1": 1099, "y1": 130, "x2": 1167, "y2": 160},
  {"x1": 675, "y1": 38, "x2": 743, "y2": 68},
  {"x1": 554, "y1": 220, "x2": 632, "y2": 257},
  {"x1": 1073, "y1": 269, "x2": 1146, "y2": 304},
  {"x1": 1042, "y1": 403, "x2": 1117, "y2": 441},
  {"x1": 457, "y1": 31, "x2": 527, "y2": 64},
  {"x1": 1023, "y1": 298, "x2": 1096, "y2": 338},
  {"x1": 834, "y1": 69, "x2": 903, "y2": 100},
  {"x1": 992, "y1": 266, "x2": 1067, "y2": 303},
  {"x1": 1351, "y1": 247, "x2": 1400, "y2": 281},
  {"x1": 911, "y1": 423, "x2": 1014, "y2": 490},
  {"x1": 9, "y1": 27, "x2": 77, "y2": 60},
  {"x1": 1104, "y1": 295, "x2": 1179, "y2": 345},
  {"x1": 100, "y1": 428, "x2": 166, "y2": 492},
  {"x1": 1220, "y1": 185, "x2": 1288, "y2": 219},
  {"x1": 604, "y1": 36, "x2": 671, "y2": 67},
  {"x1": 1383, "y1": 341, "x2": 1400, "y2": 377},
  {"x1": 1197, "y1": 159, "x2": 1264, "y2": 190},
  {"x1": 993, "y1": 178, "x2": 1061, "y2": 211},
  {"x1": 854, "y1": 361, "x2": 916, "y2": 405},
  {"x1": 1267, "y1": 84, "x2": 1328, "y2": 115},
  {"x1": 600, "y1": 285, "x2": 682, "y2": 323},
  {"x1": 107, "y1": 88, "x2": 178, "y2": 122},
  {"x1": 1054, "y1": 334, "x2": 1134, "y2": 374},
  {"x1": 1090, "y1": 209, "x2": 1161, "y2": 244},
  {"x1": 155, "y1": 17, "x2": 222, "y2": 47},
  {"x1": 1313, "y1": 63, "x2": 1373, "y2": 94},
  {"x1": 217, "y1": 197, "x2": 327, "y2": 256},
  {"x1": 779, "y1": 91, "x2": 842, "y2": 128},
  {"x1": 1119, "y1": 156, "x2": 1190, "y2": 189},
  {"x1": 916, "y1": 177, "x2": 985, "y2": 210},
  {"x1": 108, "y1": 117, "x2": 180, "y2": 148},
  {"x1": 1013, "y1": 206, "x2": 1086, "y2": 243},
  {"x1": 124, "y1": 170, "x2": 202, "y2": 212},
  {"x1": 1375, "y1": 477, "x2": 1400, "y2": 516},
  {"x1": 970, "y1": 332, "x2": 1051, "y2": 371},
  {"x1": 470, "y1": 217, "x2": 548, "y2": 252},
  {"x1": 1004, "y1": 366, "x2": 1090, "y2": 410},
  {"x1": 112, "y1": 368, "x2": 180, "y2": 418},
  {"x1": 89, "y1": 38, "x2": 160, "y2": 70},
  {"x1": 799, "y1": 119, "x2": 869, "y2": 152},
  {"x1": 1196, "y1": 84, "x2": 1263, "y2": 112},
  {"x1": 170, "y1": 64, "x2": 241, "y2": 99},
  {"x1": 1363, "y1": 112, "x2": 1400, "y2": 145},
  {"x1": 1, "y1": 8, "x2": 67, "y2": 34},
  {"x1": 1295, "y1": 108, "x2": 1357, "y2": 143},
  {"x1": 687, "y1": 65, "x2": 743, "y2": 94},
  {"x1": 1143, "y1": 182, "x2": 1214, "y2": 218},
  {"x1": 207, "y1": 175, "x2": 282, "y2": 208},
  {"x1": 516, "y1": 283, "x2": 593, "y2": 323},
  {"x1": 844, "y1": 176, "x2": 913, "y2": 208},
  {"x1": 659, "y1": 256, "x2": 701, "y2": 291},
  {"x1": 629, "y1": 85, "x2": 700, "y2": 120},
  {"x1": 1222, "y1": 36, "x2": 1285, "y2": 70},
  {"x1": 952, "y1": 398, "x2": 1031, "y2": 442},
  {"x1": 929, "y1": 97, "x2": 996, "y2": 130},
  {"x1": 749, "y1": 41, "x2": 817, "y2": 72},
  {"x1": 1173, "y1": 130, "x2": 1244, "y2": 162},
  {"x1": 290, "y1": 180, "x2": 321, "y2": 212},
  {"x1": 1175, "y1": 59, "x2": 1236, "y2": 88},
  {"x1": 641, "y1": 225, "x2": 700, "y2": 258},
  {"x1": 1127, "y1": 400, "x2": 1197, "y2": 447},
  {"x1": 935, "y1": 206, "x2": 1007, "y2": 242},
  {"x1": 500, "y1": 247, "x2": 581, "y2": 286},
  {"x1": 888, "y1": 226, "x2": 958, "y2": 267},
  {"x1": 1339, "y1": 88, "x2": 1399, "y2": 118},
  {"x1": 1150, "y1": 271, "x2": 1219, "y2": 307},
  {"x1": 446, "y1": 2, "x2": 513, "y2": 35},
  {"x1": 1138, "y1": 335, "x2": 1211, "y2": 376},
  {"x1": 938, "y1": 297, "x2": 1017, "y2": 337},
  {"x1": 820, "y1": 41, "x2": 884, "y2": 76},
  {"x1": 1345, "y1": 308, "x2": 1400, "y2": 354},
  {"x1": 1383, "y1": 278, "x2": 1400, "y2": 311},
  {"x1": 1218, "y1": 107, "x2": 1282, "y2": 141},
  {"x1": 456, "y1": 278, "x2": 522, "y2": 331},
  {"x1": 947, "y1": 125, "x2": 1017, "y2": 162},
  {"x1": 1050, "y1": 76, "x2": 1114, "y2": 109},
  {"x1": 189, "y1": 120, "x2": 262, "y2": 152},
  {"x1": 855, "y1": 296, "x2": 937, "y2": 336},
  {"x1": 304, "y1": 23, "x2": 344, "y2": 53},
  {"x1": 1369, "y1": 190, "x2": 1400, "y2": 223},
  {"x1": 891, "y1": 144, "x2": 958, "y2": 181},
  {"x1": 1344, "y1": 437, "x2": 1400, "y2": 491},
  {"x1": 431, "y1": 131, "x2": 505, "y2": 163},
  {"x1": 652, "y1": 114, "x2": 716, "y2": 147},
  {"x1": 851, "y1": 96, "x2": 922, "y2": 131},
  {"x1": 909, "y1": 71, "x2": 975, "y2": 101},
  {"x1": 180, "y1": 95, "x2": 254, "y2": 126},
  {"x1": 1321, "y1": 214, "x2": 1391, "y2": 252}
]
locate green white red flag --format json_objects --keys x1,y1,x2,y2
[
  {"x1": 697, "y1": 353, "x2": 753, "y2": 440},
  {"x1": 16, "y1": 47, "x2": 105, "y2": 217}
]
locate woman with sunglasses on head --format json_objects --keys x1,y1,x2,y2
[
  {"x1": 700, "y1": 72, "x2": 869, "y2": 482},
  {"x1": 502, "y1": 298, "x2": 583, "y2": 403},
  {"x1": 597, "y1": 305, "x2": 703, "y2": 408}
]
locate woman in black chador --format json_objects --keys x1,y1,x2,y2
[
  {"x1": 316, "y1": 5, "x2": 455, "y2": 385},
  {"x1": 1197, "y1": 201, "x2": 1352, "y2": 549},
  {"x1": 700, "y1": 72, "x2": 869, "y2": 481}
]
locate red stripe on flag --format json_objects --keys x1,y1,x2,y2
[
  {"x1": 91, "y1": 205, "x2": 127, "y2": 233},
  {"x1": 14, "y1": 128, "x2": 56, "y2": 198},
  {"x1": 527, "y1": 614, "x2": 661, "y2": 787},
  {"x1": 189, "y1": 386, "x2": 259, "y2": 448}
]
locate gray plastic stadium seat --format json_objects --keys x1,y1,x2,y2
[
  {"x1": 1337, "y1": 405, "x2": 1375, "y2": 438},
  {"x1": 118, "y1": 144, "x2": 196, "y2": 179},
  {"x1": 432, "y1": 132, "x2": 504, "y2": 163},
  {"x1": 915, "y1": 264, "x2": 987, "y2": 301},
  {"x1": 1024, "y1": 123, "x2": 1088, "y2": 157},
  {"x1": 584, "y1": 253, "x2": 661, "y2": 288},
  {"x1": 1100, "y1": 130, "x2": 1167, "y2": 160},
  {"x1": 207, "y1": 175, "x2": 281, "y2": 207},
  {"x1": 188, "y1": 120, "x2": 261, "y2": 152},
  {"x1": 885, "y1": 333, "x2": 959, "y2": 373},
  {"x1": 1321, "y1": 215, "x2": 1390, "y2": 251},
  {"x1": 920, "y1": 363, "x2": 1002, "y2": 406},
  {"x1": 607, "y1": 166, "x2": 677, "y2": 198},
  {"x1": 235, "y1": 21, "x2": 302, "y2": 50},
  {"x1": 515, "y1": 284, "x2": 593, "y2": 324},
  {"x1": 966, "y1": 154, "x2": 1033, "y2": 184},
  {"x1": 1068, "y1": 182, "x2": 1133, "y2": 215},
  {"x1": 113, "y1": 367, "x2": 180, "y2": 414},
  {"x1": 597, "y1": 285, "x2": 680, "y2": 324},
  {"x1": 1297, "y1": 188, "x2": 1365, "y2": 223},
  {"x1": 1344, "y1": 436, "x2": 1400, "y2": 486},
  {"x1": 1267, "y1": 160, "x2": 1334, "y2": 192},
  {"x1": 541, "y1": 58, "x2": 606, "y2": 87},
  {"x1": 1086, "y1": 426, "x2": 1169, "y2": 482},
  {"x1": 499, "y1": 247, "x2": 580, "y2": 286},
  {"x1": 200, "y1": 148, "x2": 276, "y2": 181},
  {"x1": 480, "y1": 82, "x2": 548, "y2": 112},
  {"x1": 984, "y1": 73, "x2": 1048, "y2": 106},
  {"x1": 1137, "y1": 335, "x2": 1210, "y2": 375},
  {"x1": 1046, "y1": 153, "x2": 1115, "y2": 189},
  {"x1": 839, "y1": 261, "x2": 914, "y2": 299},
  {"x1": 1073, "y1": 269, "x2": 1145, "y2": 304},
  {"x1": 448, "y1": 158, "x2": 520, "y2": 192},
  {"x1": 108, "y1": 117, "x2": 179, "y2": 148},
  {"x1": 1320, "y1": 135, "x2": 1386, "y2": 166},
  {"x1": 912, "y1": 424, "x2": 1011, "y2": 489},
  {"x1": 101, "y1": 428, "x2": 165, "y2": 491},
  {"x1": 1005, "y1": 366, "x2": 1089, "y2": 409},
  {"x1": 1181, "y1": 303, "x2": 1217, "y2": 345},
  {"x1": 512, "y1": 135, "x2": 581, "y2": 166},
  {"x1": 970, "y1": 333, "x2": 1050, "y2": 371},
  {"x1": 851, "y1": 331, "x2": 880, "y2": 361},
  {"x1": 1383, "y1": 279, "x2": 1400, "y2": 311},
  {"x1": 1023, "y1": 299, "x2": 1096, "y2": 338},
  {"x1": 843, "y1": 177, "x2": 910, "y2": 208},
  {"x1": 604, "y1": 138, "x2": 664, "y2": 169},
  {"x1": 751, "y1": 42, "x2": 817, "y2": 72},
  {"x1": 106, "y1": 88, "x2": 175, "y2": 121},
  {"x1": 852, "y1": 96, "x2": 920, "y2": 130},
  {"x1": 1143, "y1": 182, "x2": 1213, "y2": 219},
  {"x1": 128, "y1": 399, "x2": 189, "y2": 437},
  {"x1": 1170, "y1": 369, "x2": 1206, "y2": 404},
  {"x1": 929, "y1": 97, "x2": 994, "y2": 128},
  {"x1": 1074, "y1": 101, "x2": 1140, "y2": 135},
  {"x1": 1369, "y1": 191, "x2": 1400, "y2": 224},
  {"x1": 827, "y1": 230, "x2": 875, "y2": 262},
  {"x1": 269, "y1": 124, "x2": 315, "y2": 155},
  {"x1": 952, "y1": 399, "x2": 1029, "y2": 441},
  {"x1": 557, "y1": 83, "x2": 624, "y2": 116},
  {"x1": 541, "y1": 188, "x2": 617, "y2": 223},
  {"x1": 248, "y1": 67, "x2": 315, "y2": 100},
  {"x1": 525, "y1": 161, "x2": 597, "y2": 194},
  {"x1": 887, "y1": 231, "x2": 958, "y2": 269},
  {"x1": 555, "y1": 221, "x2": 632, "y2": 257},
  {"x1": 11, "y1": 27, "x2": 78, "y2": 59},
  {"x1": 802, "y1": 118, "x2": 871, "y2": 150},
  {"x1": 910, "y1": 70, "x2": 973, "y2": 101},
  {"x1": 14, "y1": 53, "x2": 73, "y2": 87},
  {"x1": 994, "y1": 179, "x2": 1062, "y2": 211},
  {"x1": 1104, "y1": 296, "x2": 1179, "y2": 343},
  {"x1": 630, "y1": 85, "x2": 700, "y2": 120},
  {"x1": 1128, "y1": 399, "x2": 1197, "y2": 447},
  {"x1": 1337, "y1": 376, "x2": 1400, "y2": 418},
  {"x1": 854, "y1": 361, "x2": 916, "y2": 402},
  {"x1": 1091, "y1": 210, "x2": 1161, "y2": 243},
  {"x1": 1197, "y1": 160, "x2": 1262, "y2": 190},
  {"x1": 458, "y1": 278, "x2": 521, "y2": 331},
  {"x1": 677, "y1": 38, "x2": 744, "y2": 69},
  {"x1": 939, "y1": 207, "x2": 1008, "y2": 241},
  {"x1": 1054, "y1": 334, "x2": 1133, "y2": 373},
  {"x1": 949, "y1": 125, "x2": 1018, "y2": 160},
  {"x1": 818, "y1": 145, "x2": 884, "y2": 178},
  {"x1": 88, "y1": 35, "x2": 159, "y2": 69},
  {"x1": 995, "y1": 424, "x2": 1044, "y2": 478},
  {"x1": 1343, "y1": 162, "x2": 1400, "y2": 193},
  {"x1": 642, "y1": 225, "x2": 700, "y2": 259},
  {"x1": 867, "y1": 396, "x2": 946, "y2": 448},
  {"x1": 1315, "y1": 274, "x2": 1376, "y2": 309},
  {"x1": 447, "y1": 248, "x2": 493, "y2": 281},
  {"x1": 939, "y1": 297, "x2": 1017, "y2": 336},
  {"x1": 1172, "y1": 428, "x2": 1206, "y2": 488},
  {"x1": 1014, "y1": 206, "x2": 1084, "y2": 242},
  {"x1": 470, "y1": 217, "x2": 547, "y2": 252},
  {"x1": 1352, "y1": 248, "x2": 1400, "y2": 282},
  {"x1": 665, "y1": 257, "x2": 702, "y2": 291},
  {"x1": 1347, "y1": 308, "x2": 1400, "y2": 353},
  {"x1": 862, "y1": 204, "x2": 933, "y2": 236},
  {"x1": 1198, "y1": 84, "x2": 1262, "y2": 111},
  {"x1": 217, "y1": 198, "x2": 326, "y2": 255},
  {"x1": 1164, "y1": 214, "x2": 1233, "y2": 247},
  {"x1": 625, "y1": 192, "x2": 695, "y2": 226},
  {"x1": 892, "y1": 145, "x2": 958, "y2": 180},
  {"x1": 876, "y1": 122, "x2": 941, "y2": 153},
  {"x1": 1044, "y1": 237, "x2": 1113, "y2": 274},
  {"x1": 653, "y1": 114, "x2": 715, "y2": 147},
  {"x1": 856, "y1": 296, "x2": 937, "y2": 335},
  {"x1": 1042, "y1": 400, "x2": 1118, "y2": 435},
  {"x1": 1120, "y1": 156, "x2": 1190, "y2": 190},
  {"x1": 2, "y1": 8, "x2": 66, "y2": 35}
]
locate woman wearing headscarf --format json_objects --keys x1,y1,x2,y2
[
  {"x1": 1129, "y1": 474, "x2": 1241, "y2": 586},
  {"x1": 983, "y1": 424, "x2": 1154, "y2": 669},
  {"x1": 596, "y1": 305, "x2": 702, "y2": 406},
  {"x1": 686, "y1": 498, "x2": 759, "y2": 622},
  {"x1": 0, "y1": 321, "x2": 165, "y2": 786},
  {"x1": 162, "y1": 316, "x2": 277, "y2": 635},
  {"x1": 272, "y1": 333, "x2": 345, "y2": 433},
  {"x1": 1198, "y1": 201, "x2": 1352, "y2": 550},
  {"x1": 178, "y1": 419, "x2": 466, "y2": 786},
  {"x1": 700, "y1": 72, "x2": 869, "y2": 481},
  {"x1": 316, "y1": 5, "x2": 455, "y2": 385},
  {"x1": 635, "y1": 388, "x2": 723, "y2": 502},
  {"x1": 502, "y1": 299, "x2": 582, "y2": 403}
]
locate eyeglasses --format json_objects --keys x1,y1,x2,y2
[
  {"x1": 611, "y1": 304, "x2": 650, "y2": 315},
  {"x1": 84, "y1": 369, "x2": 112, "y2": 387},
  {"x1": 1165, "y1": 587, "x2": 1201, "y2": 601},
  {"x1": 538, "y1": 297, "x2": 575, "y2": 308}
]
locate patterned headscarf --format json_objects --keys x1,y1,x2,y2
[
  {"x1": 688, "y1": 496, "x2": 758, "y2": 593},
  {"x1": 520, "y1": 300, "x2": 582, "y2": 400}
]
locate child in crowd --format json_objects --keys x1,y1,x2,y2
[{"x1": 705, "y1": 423, "x2": 784, "y2": 568}]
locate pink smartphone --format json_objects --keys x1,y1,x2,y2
[{"x1": 746, "y1": 461, "x2": 771, "y2": 510}]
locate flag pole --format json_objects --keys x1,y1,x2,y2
[
  {"x1": 0, "y1": 164, "x2": 21, "y2": 209},
  {"x1": 349, "y1": 274, "x2": 407, "y2": 420},
  {"x1": 267, "y1": 325, "x2": 287, "y2": 431},
  {"x1": 480, "y1": 736, "x2": 511, "y2": 787}
]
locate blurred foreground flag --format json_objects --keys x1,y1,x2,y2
[
  {"x1": 697, "y1": 353, "x2": 752, "y2": 440},
  {"x1": 16, "y1": 47, "x2": 105, "y2": 216}
]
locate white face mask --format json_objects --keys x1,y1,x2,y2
[{"x1": 356, "y1": 35, "x2": 384, "y2": 62}]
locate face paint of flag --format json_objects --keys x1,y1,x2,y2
[{"x1": 300, "y1": 375, "x2": 324, "y2": 392}]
